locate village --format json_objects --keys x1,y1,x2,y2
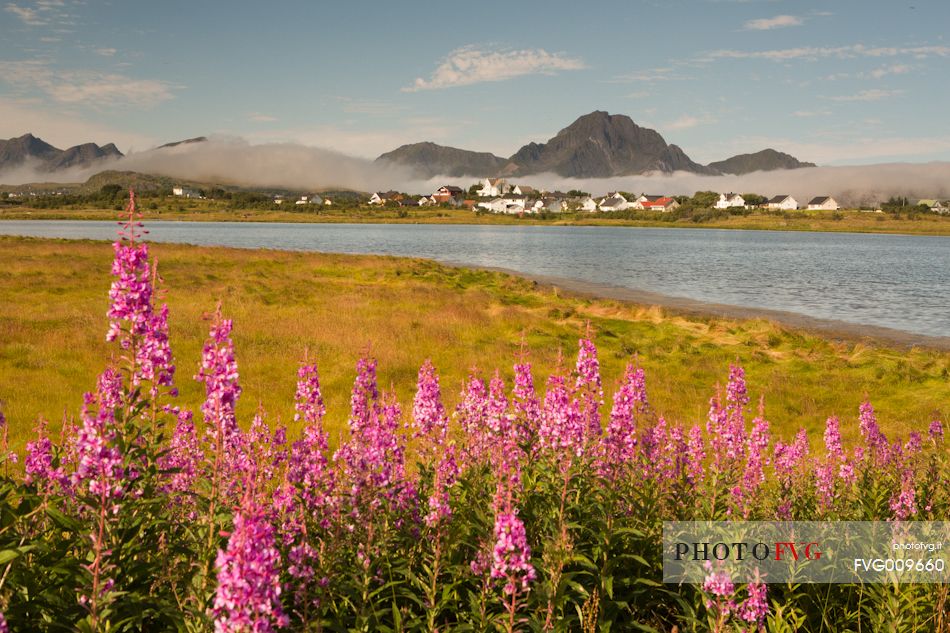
[{"x1": 261, "y1": 178, "x2": 950, "y2": 215}]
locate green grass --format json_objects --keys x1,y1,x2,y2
[
  {"x1": 1, "y1": 235, "x2": 947, "y2": 454},
  {"x1": 5, "y1": 204, "x2": 950, "y2": 236}
]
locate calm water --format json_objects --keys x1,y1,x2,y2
[{"x1": 2, "y1": 220, "x2": 949, "y2": 338}]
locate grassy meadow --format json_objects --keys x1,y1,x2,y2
[
  {"x1": 1, "y1": 234, "x2": 948, "y2": 454},
  {"x1": 5, "y1": 202, "x2": 950, "y2": 236}
]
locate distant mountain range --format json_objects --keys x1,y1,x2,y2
[
  {"x1": 0, "y1": 133, "x2": 123, "y2": 173},
  {"x1": 376, "y1": 111, "x2": 815, "y2": 179},
  {"x1": 2, "y1": 113, "x2": 817, "y2": 183}
]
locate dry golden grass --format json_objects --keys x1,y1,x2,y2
[{"x1": 1, "y1": 235, "x2": 947, "y2": 454}]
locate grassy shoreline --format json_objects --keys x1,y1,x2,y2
[
  {"x1": 4, "y1": 205, "x2": 950, "y2": 236},
  {"x1": 2, "y1": 235, "x2": 947, "y2": 454}
]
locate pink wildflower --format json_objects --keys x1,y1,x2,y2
[{"x1": 213, "y1": 494, "x2": 289, "y2": 632}]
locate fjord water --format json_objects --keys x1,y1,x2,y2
[{"x1": 2, "y1": 220, "x2": 948, "y2": 338}]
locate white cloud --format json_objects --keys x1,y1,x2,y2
[
  {"x1": 869, "y1": 63, "x2": 911, "y2": 78},
  {"x1": 743, "y1": 14, "x2": 803, "y2": 30},
  {"x1": 610, "y1": 67, "x2": 683, "y2": 83},
  {"x1": 792, "y1": 110, "x2": 831, "y2": 117},
  {"x1": 829, "y1": 89, "x2": 902, "y2": 102},
  {"x1": 4, "y1": 2, "x2": 45, "y2": 25},
  {"x1": 94, "y1": 47, "x2": 118, "y2": 57},
  {"x1": 405, "y1": 46, "x2": 585, "y2": 92},
  {"x1": 0, "y1": 60, "x2": 177, "y2": 107},
  {"x1": 248, "y1": 113, "x2": 278, "y2": 123},
  {"x1": 704, "y1": 44, "x2": 950, "y2": 62},
  {"x1": 664, "y1": 114, "x2": 715, "y2": 130}
]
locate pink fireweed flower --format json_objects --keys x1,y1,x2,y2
[
  {"x1": 334, "y1": 360, "x2": 414, "y2": 517},
  {"x1": 425, "y1": 445, "x2": 460, "y2": 527},
  {"x1": 196, "y1": 314, "x2": 242, "y2": 447},
  {"x1": 773, "y1": 428, "x2": 809, "y2": 485},
  {"x1": 538, "y1": 373, "x2": 585, "y2": 458},
  {"x1": 859, "y1": 400, "x2": 889, "y2": 464},
  {"x1": 158, "y1": 408, "x2": 201, "y2": 511},
  {"x1": 0, "y1": 611, "x2": 6, "y2": 632},
  {"x1": 411, "y1": 360, "x2": 449, "y2": 451},
  {"x1": 512, "y1": 360, "x2": 542, "y2": 443},
  {"x1": 490, "y1": 510, "x2": 536, "y2": 595},
  {"x1": 734, "y1": 412, "x2": 770, "y2": 517},
  {"x1": 725, "y1": 365, "x2": 750, "y2": 417},
  {"x1": 685, "y1": 425, "x2": 706, "y2": 484},
  {"x1": 485, "y1": 371, "x2": 512, "y2": 438},
  {"x1": 706, "y1": 390, "x2": 742, "y2": 468},
  {"x1": 288, "y1": 363, "x2": 333, "y2": 513},
  {"x1": 738, "y1": 573, "x2": 769, "y2": 628},
  {"x1": 702, "y1": 569, "x2": 734, "y2": 596},
  {"x1": 293, "y1": 363, "x2": 326, "y2": 427},
  {"x1": 213, "y1": 494, "x2": 289, "y2": 632},
  {"x1": 574, "y1": 338, "x2": 604, "y2": 438},
  {"x1": 24, "y1": 417, "x2": 66, "y2": 492},
  {"x1": 823, "y1": 416, "x2": 844, "y2": 460},
  {"x1": 929, "y1": 419, "x2": 944, "y2": 443},
  {"x1": 889, "y1": 478, "x2": 917, "y2": 520},
  {"x1": 599, "y1": 363, "x2": 647, "y2": 476},
  {"x1": 456, "y1": 371, "x2": 489, "y2": 464},
  {"x1": 72, "y1": 369, "x2": 126, "y2": 512}
]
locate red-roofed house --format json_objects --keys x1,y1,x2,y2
[{"x1": 639, "y1": 196, "x2": 680, "y2": 212}]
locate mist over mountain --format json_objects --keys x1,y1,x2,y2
[
  {"x1": 376, "y1": 142, "x2": 512, "y2": 179},
  {"x1": 0, "y1": 134, "x2": 123, "y2": 173},
  {"x1": 708, "y1": 149, "x2": 816, "y2": 175}
]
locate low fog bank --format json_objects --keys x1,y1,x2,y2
[
  {"x1": 3, "y1": 137, "x2": 950, "y2": 206},
  {"x1": 503, "y1": 164, "x2": 950, "y2": 208}
]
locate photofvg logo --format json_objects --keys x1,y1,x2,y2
[
  {"x1": 663, "y1": 521, "x2": 949, "y2": 584},
  {"x1": 673, "y1": 540, "x2": 822, "y2": 563}
]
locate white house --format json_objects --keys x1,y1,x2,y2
[
  {"x1": 715, "y1": 193, "x2": 746, "y2": 209},
  {"x1": 368, "y1": 192, "x2": 385, "y2": 205},
  {"x1": 296, "y1": 195, "x2": 323, "y2": 205},
  {"x1": 172, "y1": 186, "x2": 200, "y2": 198},
  {"x1": 767, "y1": 195, "x2": 799, "y2": 210},
  {"x1": 918, "y1": 199, "x2": 949, "y2": 214},
  {"x1": 478, "y1": 197, "x2": 527, "y2": 214},
  {"x1": 806, "y1": 196, "x2": 840, "y2": 211},
  {"x1": 572, "y1": 196, "x2": 598, "y2": 212},
  {"x1": 541, "y1": 197, "x2": 567, "y2": 213},
  {"x1": 476, "y1": 178, "x2": 510, "y2": 197},
  {"x1": 511, "y1": 185, "x2": 536, "y2": 196},
  {"x1": 599, "y1": 193, "x2": 629, "y2": 212}
]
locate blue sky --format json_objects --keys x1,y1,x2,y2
[{"x1": 2, "y1": 0, "x2": 949, "y2": 165}]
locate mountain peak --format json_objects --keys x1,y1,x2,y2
[{"x1": 707, "y1": 148, "x2": 816, "y2": 174}]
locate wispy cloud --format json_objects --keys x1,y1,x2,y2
[
  {"x1": 610, "y1": 67, "x2": 683, "y2": 83},
  {"x1": 248, "y1": 112, "x2": 278, "y2": 122},
  {"x1": 829, "y1": 89, "x2": 903, "y2": 102},
  {"x1": 792, "y1": 110, "x2": 831, "y2": 117},
  {"x1": 664, "y1": 114, "x2": 715, "y2": 130},
  {"x1": 404, "y1": 46, "x2": 585, "y2": 92},
  {"x1": 703, "y1": 43, "x2": 950, "y2": 62},
  {"x1": 5, "y1": 2, "x2": 45, "y2": 25},
  {"x1": 743, "y1": 14, "x2": 802, "y2": 30},
  {"x1": 94, "y1": 47, "x2": 118, "y2": 57},
  {"x1": 869, "y1": 63, "x2": 911, "y2": 78},
  {"x1": 0, "y1": 60, "x2": 177, "y2": 107}
]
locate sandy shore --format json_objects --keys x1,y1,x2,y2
[{"x1": 464, "y1": 264, "x2": 950, "y2": 352}]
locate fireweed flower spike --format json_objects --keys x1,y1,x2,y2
[
  {"x1": 574, "y1": 337, "x2": 604, "y2": 439},
  {"x1": 213, "y1": 490, "x2": 289, "y2": 632}
]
